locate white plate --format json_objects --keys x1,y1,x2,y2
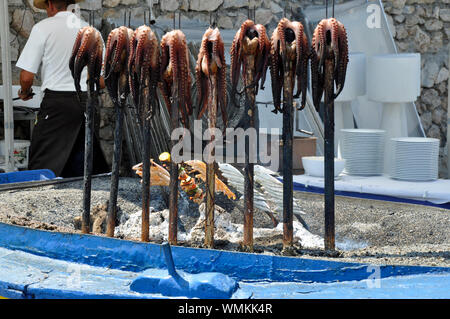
[{"x1": 391, "y1": 137, "x2": 439, "y2": 143}]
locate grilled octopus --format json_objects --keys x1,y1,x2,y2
[
  {"x1": 103, "y1": 26, "x2": 134, "y2": 104},
  {"x1": 69, "y1": 26, "x2": 103, "y2": 95},
  {"x1": 195, "y1": 27, "x2": 227, "y2": 127},
  {"x1": 160, "y1": 30, "x2": 192, "y2": 128},
  {"x1": 230, "y1": 19, "x2": 270, "y2": 103},
  {"x1": 128, "y1": 25, "x2": 160, "y2": 120},
  {"x1": 311, "y1": 18, "x2": 349, "y2": 111},
  {"x1": 269, "y1": 18, "x2": 309, "y2": 114}
]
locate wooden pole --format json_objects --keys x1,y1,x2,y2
[
  {"x1": 205, "y1": 76, "x2": 218, "y2": 248},
  {"x1": 106, "y1": 96, "x2": 125, "y2": 237},
  {"x1": 324, "y1": 47, "x2": 336, "y2": 251},
  {"x1": 82, "y1": 80, "x2": 96, "y2": 234},
  {"x1": 168, "y1": 81, "x2": 179, "y2": 245}
]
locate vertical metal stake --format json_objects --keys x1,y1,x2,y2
[
  {"x1": 282, "y1": 56, "x2": 294, "y2": 249},
  {"x1": 169, "y1": 83, "x2": 179, "y2": 245},
  {"x1": 324, "y1": 53, "x2": 336, "y2": 251},
  {"x1": 82, "y1": 80, "x2": 96, "y2": 234},
  {"x1": 106, "y1": 97, "x2": 125, "y2": 237}
]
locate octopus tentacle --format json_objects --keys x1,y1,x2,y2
[
  {"x1": 269, "y1": 18, "x2": 309, "y2": 113},
  {"x1": 104, "y1": 26, "x2": 133, "y2": 105},
  {"x1": 70, "y1": 26, "x2": 103, "y2": 95},
  {"x1": 160, "y1": 30, "x2": 192, "y2": 128},
  {"x1": 230, "y1": 20, "x2": 270, "y2": 107},
  {"x1": 310, "y1": 18, "x2": 349, "y2": 110},
  {"x1": 127, "y1": 25, "x2": 160, "y2": 120},
  {"x1": 196, "y1": 27, "x2": 227, "y2": 128}
]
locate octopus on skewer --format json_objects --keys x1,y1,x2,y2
[
  {"x1": 103, "y1": 26, "x2": 134, "y2": 104},
  {"x1": 69, "y1": 25, "x2": 103, "y2": 95},
  {"x1": 69, "y1": 25, "x2": 104, "y2": 234},
  {"x1": 269, "y1": 18, "x2": 309, "y2": 113},
  {"x1": 103, "y1": 26, "x2": 135, "y2": 237},
  {"x1": 230, "y1": 19, "x2": 270, "y2": 103},
  {"x1": 128, "y1": 25, "x2": 160, "y2": 120},
  {"x1": 195, "y1": 27, "x2": 227, "y2": 128},
  {"x1": 310, "y1": 17, "x2": 349, "y2": 111},
  {"x1": 159, "y1": 30, "x2": 192, "y2": 128}
]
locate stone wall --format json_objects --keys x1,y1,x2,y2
[{"x1": 1, "y1": 0, "x2": 449, "y2": 176}]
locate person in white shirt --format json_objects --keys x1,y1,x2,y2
[{"x1": 16, "y1": 0, "x2": 107, "y2": 177}]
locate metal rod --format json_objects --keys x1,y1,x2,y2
[
  {"x1": 168, "y1": 82, "x2": 179, "y2": 245},
  {"x1": 332, "y1": 0, "x2": 335, "y2": 17},
  {"x1": 82, "y1": 80, "x2": 96, "y2": 234},
  {"x1": 140, "y1": 84, "x2": 152, "y2": 242},
  {"x1": 205, "y1": 75, "x2": 218, "y2": 249},
  {"x1": 242, "y1": 51, "x2": 257, "y2": 252},
  {"x1": 0, "y1": 0, "x2": 15, "y2": 173},
  {"x1": 106, "y1": 97, "x2": 125, "y2": 237},
  {"x1": 326, "y1": 0, "x2": 328, "y2": 18},
  {"x1": 447, "y1": 47, "x2": 450, "y2": 179},
  {"x1": 324, "y1": 47, "x2": 336, "y2": 251},
  {"x1": 282, "y1": 53, "x2": 295, "y2": 249}
]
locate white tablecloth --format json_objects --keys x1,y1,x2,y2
[{"x1": 292, "y1": 174, "x2": 450, "y2": 205}]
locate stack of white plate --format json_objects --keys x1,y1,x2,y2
[
  {"x1": 340, "y1": 129, "x2": 385, "y2": 176},
  {"x1": 389, "y1": 137, "x2": 439, "y2": 181}
]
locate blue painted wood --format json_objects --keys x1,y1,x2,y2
[{"x1": 0, "y1": 222, "x2": 448, "y2": 285}]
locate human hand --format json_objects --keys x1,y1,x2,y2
[{"x1": 18, "y1": 87, "x2": 34, "y2": 101}]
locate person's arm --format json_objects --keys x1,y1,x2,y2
[
  {"x1": 16, "y1": 24, "x2": 44, "y2": 100},
  {"x1": 18, "y1": 70, "x2": 35, "y2": 101}
]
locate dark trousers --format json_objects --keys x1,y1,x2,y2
[{"x1": 29, "y1": 90, "x2": 108, "y2": 178}]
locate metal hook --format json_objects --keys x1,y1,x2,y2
[
  {"x1": 326, "y1": 0, "x2": 328, "y2": 19},
  {"x1": 332, "y1": 0, "x2": 335, "y2": 18},
  {"x1": 173, "y1": 12, "x2": 176, "y2": 30}
]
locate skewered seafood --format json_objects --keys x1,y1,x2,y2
[
  {"x1": 104, "y1": 26, "x2": 134, "y2": 237},
  {"x1": 184, "y1": 160, "x2": 236, "y2": 201},
  {"x1": 269, "y1": 18, "x2": 309, "y2": 113},
  {"x1": 160, "y1": 30, "x2": 192, "y2": 127},
  {"x1": 230, "y1": 19, "x2": 270, "y2": 102},
  {"x1": 311, "y1": 17, "x2": 349, "y2": 111},
  {"x1": 132, "y1": 158, "x2": 236, "y2": 203},
  {"x1": 69, "y1": 26, "x2": 103, "y2": 96},
  {"x1": 128, "y1": 25, "x2": 160, "y2": 119},
  {"x1": 195, "y1": 27, "x2": 227, "y2": 127},
  {"x1": 69, "y1": 25, "x2": 103, "y2": 234},
  {"x1": 104, "y1": 26, "x2": 134, "y2": 104}
]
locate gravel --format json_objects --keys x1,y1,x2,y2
[{"x1": 0, "y1": 176, "x2": 449, "y2": 267}]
